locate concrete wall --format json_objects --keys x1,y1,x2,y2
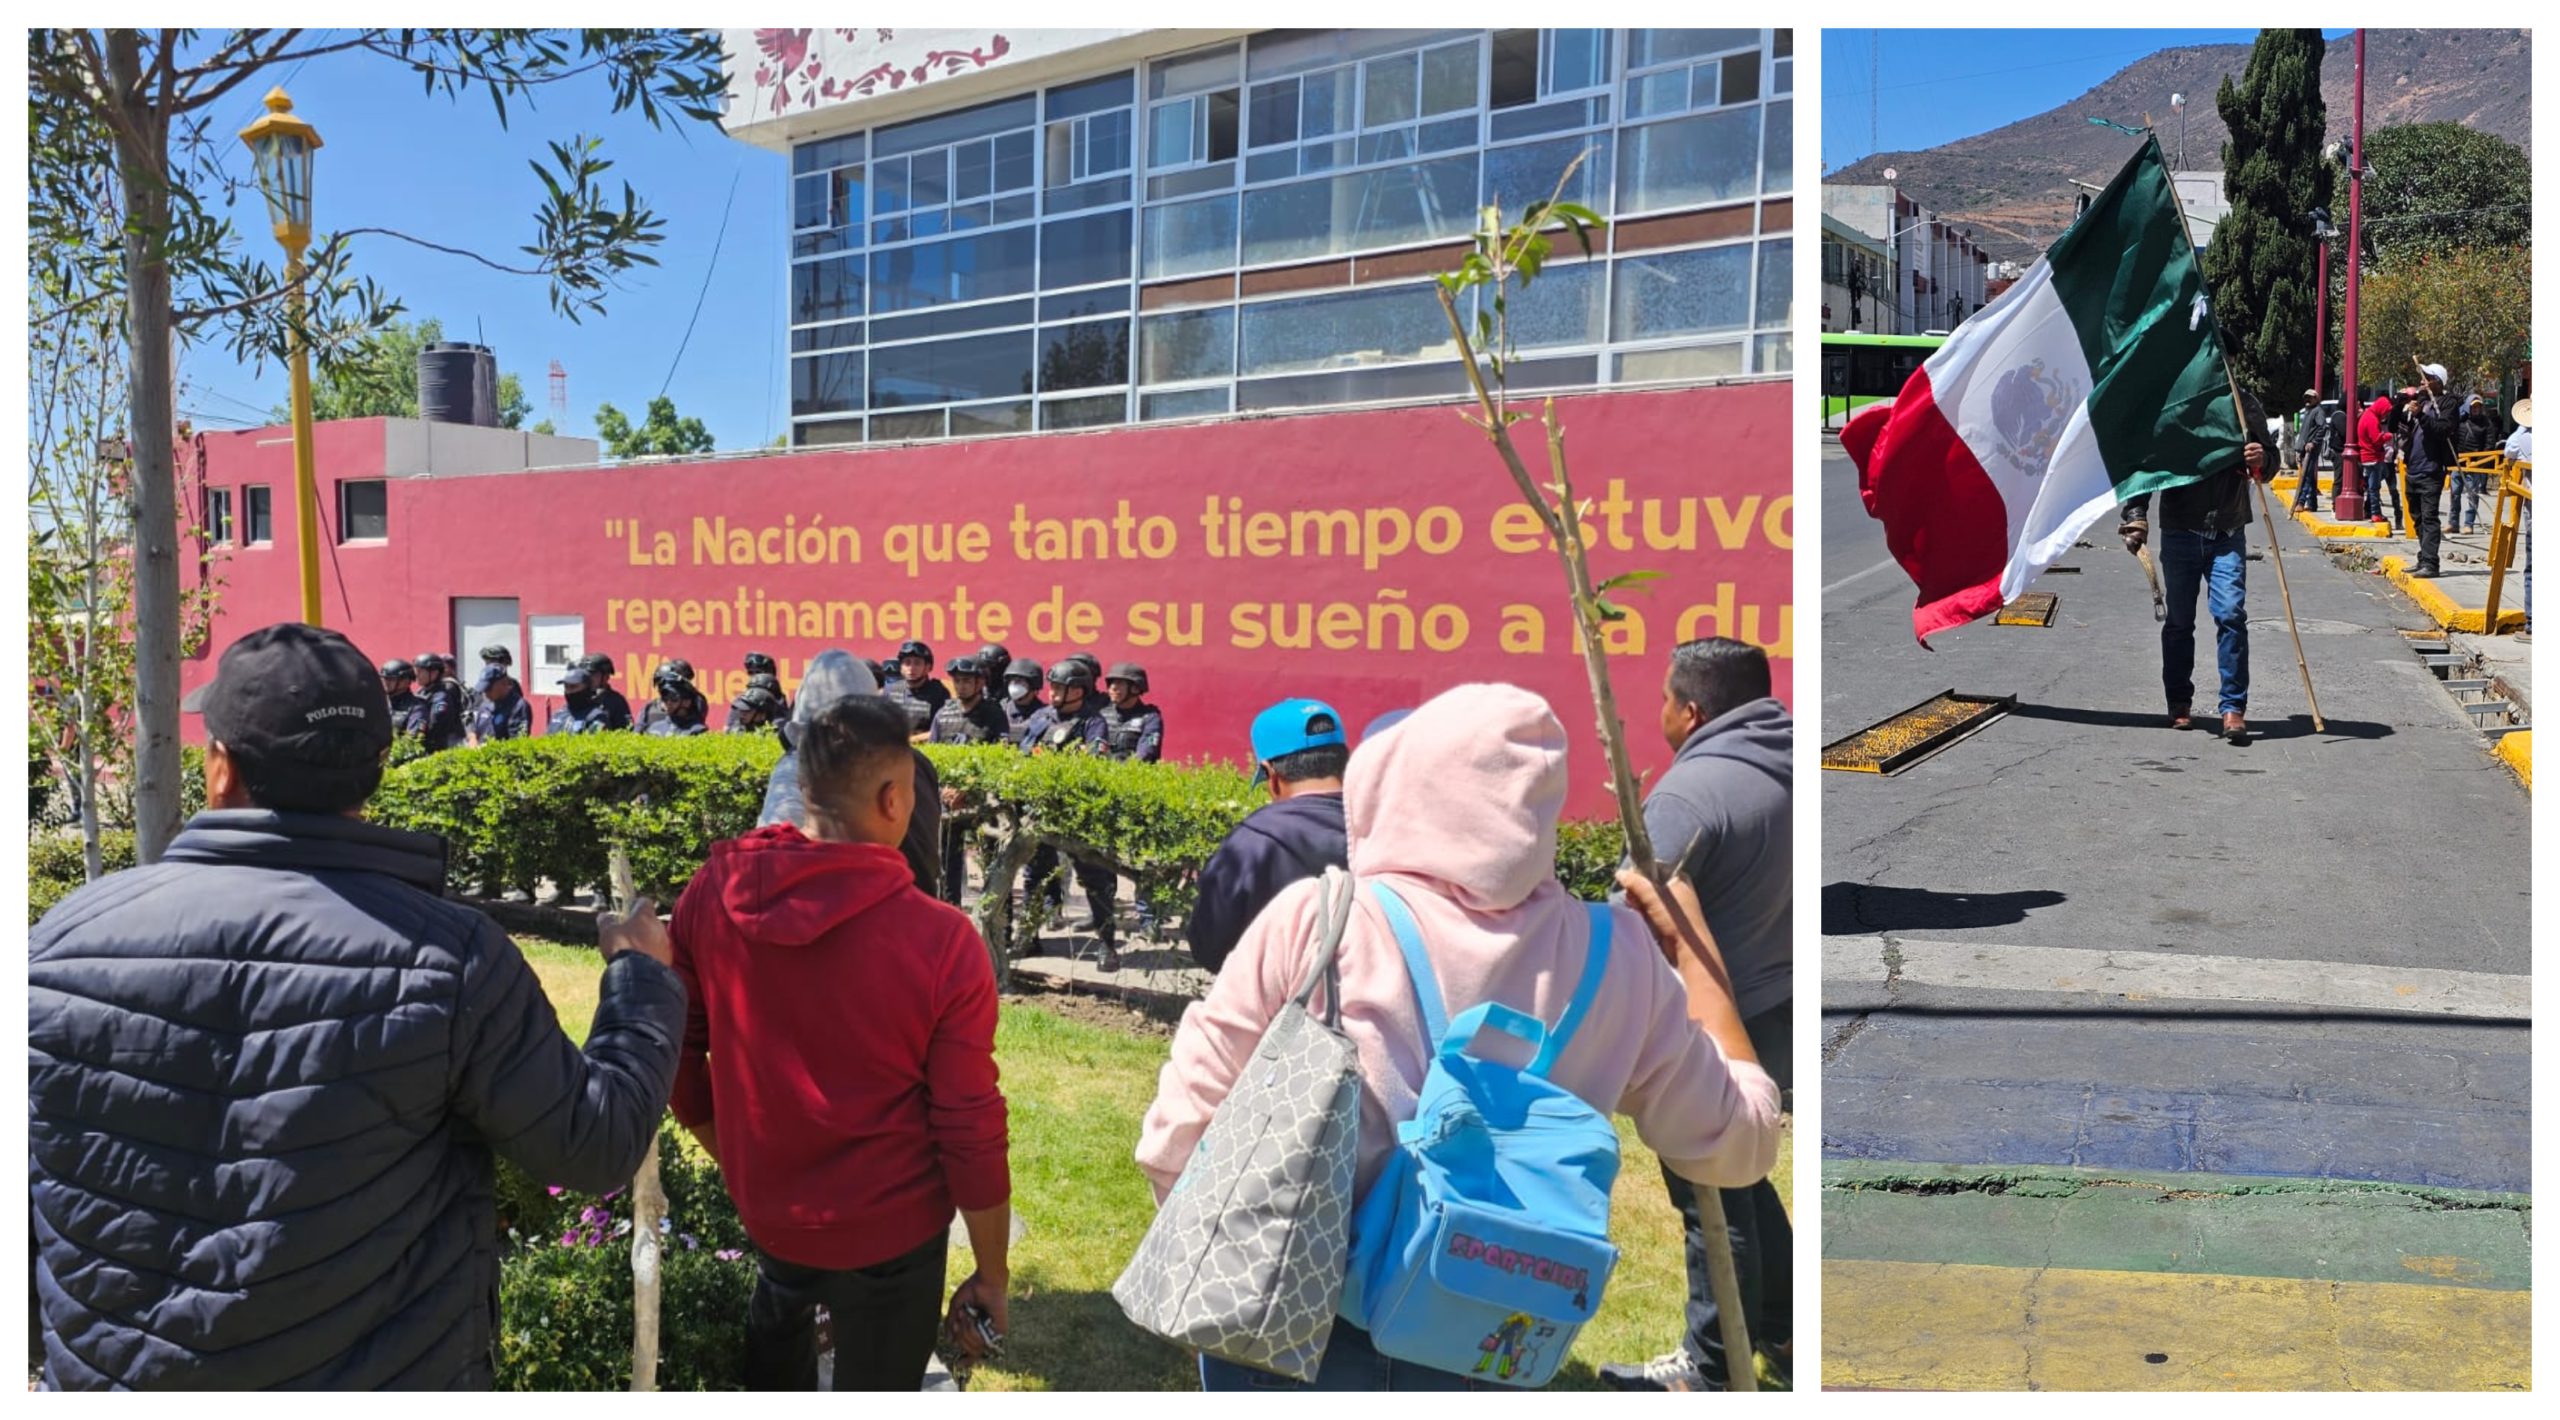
[{"x1": 183, "y1": 386, "x2": 1794, "y2": 816}]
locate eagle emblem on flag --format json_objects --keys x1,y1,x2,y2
[{"x1": 1988, "y1": 360, "x2": 2078, "y2": 479}]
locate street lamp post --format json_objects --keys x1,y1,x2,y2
[
  {"x1": 2334, "y1": 32, "x2": 2369, "y2": 522},
  {"x1": 2310, "y1": 208, "x2": 2336, "y2": 396},
  {"x1": 239, "y1": 87, "x2": 325, "y2": 626},
  {"x1": 2170, "y1": 93, "x2": 2186, "y2": 171}
]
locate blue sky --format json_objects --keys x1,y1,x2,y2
[
  {"x1": 1821, "y1": 29, "x2": 2354, "y2": 173},
  {"x1": 179, "y1": 40, "x2": 786, "y2": 450}
]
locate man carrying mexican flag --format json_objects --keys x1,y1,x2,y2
[{"x1": 1843, "y1": 134, "x2": 2281, "y2": 741}]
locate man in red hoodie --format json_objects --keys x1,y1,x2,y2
[{"x1": 662, "y1": 694, "x2": 1011, "y2": 1390}]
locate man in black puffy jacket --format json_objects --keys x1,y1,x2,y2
[{"x1": 28, "y1": 622, "x2": 684, "y2": 1390}]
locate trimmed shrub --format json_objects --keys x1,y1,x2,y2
[
  {"x1": 1553, "y1": 819, "x2": 1629, "y2": 902},
  {"x1": 497, "y1": 1239, "x2": 755, "y2": 1391},
  {"x1": 28, "y1": 828, "x2": 139, "y2": 924}
]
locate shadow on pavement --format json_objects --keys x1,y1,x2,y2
[
  {"x1": 2008, "y1": 703, "x2": 2395, "y2": 741},
  {"x1": 1821, "y1": 883, "x2": 2065, "y2": 936}
]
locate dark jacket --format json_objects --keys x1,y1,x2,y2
[
  {"x1": 1099, "y1": 700, "x2": 1165, "y2": 762},
  {"x1": 639, "y1": 689, "x2": 710, "y2": 736},
  {"x1": 2406, "y1": 391, "x2": 2460, "y2": 476},
  {"x1": 2121, "y1": 389, "x2": 2268, "y2": 535},
  {"x1": 28, "y1": 810, "x2": 684, "y2": 1390},
  {"x1": 1002, "y1": 692, "x2": 1044, "y2": 741},
  {"x1": 472, "y1": 690, "x2": 532, "y2": 742},
  {"x1": 928, "y1": 694, "x2": 1014, "y2": 747},
  {"x1": 2456, "y1": 401, "x2": 2504, "y2": 458},
  {"x1": 1019, "y1": 698, "x2": 1109, "y2": 754},
  {"x1": 1186, "y1": 791, "x2": 1348, "y2": 974},
  {"x1": 419, "y1": 677, "x2": 468, "y2": 752},
  {"x1": 596, "y1": 687, "x2": 636, "y2": 731},
  {"x1": 549, "y1": 694, "x2": 616, "y2": 735},
  {"x1": 388, "y1": 688, "x2": 426, "y2": 738},
  {"x1": 1626, "y1": 697, "x2": 1793, "y2": 1019}
]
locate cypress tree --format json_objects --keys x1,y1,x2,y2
[{"x1": 2202, "y1": 29, "x2": 2332, "y2": 417}]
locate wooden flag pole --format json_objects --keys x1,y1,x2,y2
[
  {"x1": 609, "y1": 844, "x2": 667, "y2": 1393},
  {"x1": 2228, "y1": 370, "x2": 2328, "y2": 731}
]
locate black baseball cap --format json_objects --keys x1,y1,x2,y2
[{"x1": 183, "y1": 623, "x2": 394, "y2": 809}]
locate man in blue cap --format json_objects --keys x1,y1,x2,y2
[{"x1": 1183, "y1": 698, "x2": 1351, "y2": 975}]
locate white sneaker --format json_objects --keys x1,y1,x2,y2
[{"x1": 1598, "y1": 1349, "x2": 1708, "y2": 1392}]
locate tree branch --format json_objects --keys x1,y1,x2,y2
[
  {"x1": 172, "y1": 30, "x2": 310, "y2": 112},
  {"x1": 336, "y1": 225, "x2": 550, "y2": 277}
]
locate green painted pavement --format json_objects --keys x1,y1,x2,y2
[{"x1": 1824, "y1": 1161, "x2": 2532, "y2": 1292}]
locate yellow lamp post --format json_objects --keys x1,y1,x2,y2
[{"x1": 239, "y1": 87, "x2": 325, "y2": 625}]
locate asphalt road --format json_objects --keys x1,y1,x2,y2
[{"x1": 1817, "y1": 442, "x2": 2531, "y2": 1192}]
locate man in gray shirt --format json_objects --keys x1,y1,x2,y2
[{"x1": 1602, "y1": 637, "x2": 1793, "y2": 1392}]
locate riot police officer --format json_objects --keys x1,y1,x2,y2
[
  {"x1": 381, "y1": 659, "x2": 425, "y2": 739},
  {"x1": 1018, "y1": 660, "x2": 1121, "y2": 968},
  {"x1": 549, "y1": 666, "x2": 617, "y2": 733},
  {"x1": 1099, "y1": 662, "x2": 1165, "y2": 763},
  {"x1": 974, "y1": 643, "x2": 1012, "y2": 688},
  {"x1": 927, "y1": 655, "x2": 1017, "y2": 906},
  {"x1": 1000, "y1": 658, "x2": 1045, "y2": 741},
  {"x1": 577, "y1": 653, "x2": 635, "y2": 730},
  {"x1": 882, "y1": 639, "x2": 950, "y2": 737},
  {"x1": 643, "y1": 664, "x2": 711, "y2": 736},
  {"x1": 726, "y1": 684, "x2": 788, "y2": 735},
  {"x1": 412, "y1": 652, "x2": 468, "y2": 753},
  {"x1": 470, "y1": 664, "x2": 533, "y2": 743}
]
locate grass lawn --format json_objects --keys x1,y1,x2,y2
[{"x1": 519, "y1": 937, "x2": 1792, "y2": 1391}]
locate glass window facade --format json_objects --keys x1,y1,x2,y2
[
  {"x1": 787, "y1": 29, "x2": 1791, "y2": 446},
  {"x1": 244, "y1": 485, "x2": 273, "y2": 544}
]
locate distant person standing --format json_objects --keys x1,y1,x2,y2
[
  {"x1": 644, "y1": 666, "x2": 712, "y2": 737},
  {"x1": 2401, "y1": 364, "x2": 2460, "y2": 576},
  {"x1": 549, "y1": 665, "x2": 618, "y2": 734},
  {"x1": 579, "y1": 653, "x2": 637, "y2": 730},
  {"x1": 2505, "y1": 399, "x2": 2533, "y2": 638},
  {"x1": 883, "y1": 640, "x2": 950, "y2": 738},
  {"x1": 1184, "y1": 699, "x2": 1349, "y2": 975},
  {"x1": 2119, "y1": 390, "x2": 2272, "y2": 742},
  {"x1": 412, "y1": 652, "x2": 468, "y2": 753},
  {"x1": 1600, "y1": 639, "x2": 1795, "y2": 1394},
  {"x1": 2355, "y1": 391, "x2": 2400, "y2": 532},
  {"x1": 928, "y1": 655, "x2": 1015, "y2": 905},
  {"x1": 2291, "y1": 389, "x2": 2329, "y2": 513},
  {"x1": 470, "y1": 664, "x2": 533, "y2": 743},
  {"x1": 380, "y1": 658, "x2": 425, "y2": 738},
  {"x1": 999, "y1": 658, "x2": 1046, "y2": 741},
  {"x1": 2454, "y1": 394, "x2": 2503, "y2": 535},
  {"x1": 1017, "y1": 661, "x2": 1114, "y2": 968}
]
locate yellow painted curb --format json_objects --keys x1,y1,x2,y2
[
  {"x1": 2379, "y1": 555, "x2": 2527, "y2": 633},
  {"x1": 1822, "y1": 1258, "x2": 2531, "y2": 1391},
  {"x1": 2494, "y1": 730, "x2": 2530, "y2": 792},
  {"x1": 2292, "y1": 505, "x2": 2391, "y2": 538}
]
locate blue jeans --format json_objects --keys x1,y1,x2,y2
[
  {"x1": 2159, "y1": 528, "x2": 2250, "y2": 716},
  {"x1": 2456, "y1": 473, "x2": 2489, "y2": 531},
  {"x1": 1199, "y1": 1322, "x2": 1498, "y2": 1392}
]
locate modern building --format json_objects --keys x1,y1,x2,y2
[
  {"x1": 722, "y1": 26, "x2": 1794, "y2": 445},
  {"x1": 1822, "y1": 181, "x2": 1988, "y2": 334},
  {"x1": 167, "y1": 28, "x2": 1797, "y2": 813},
  {"x1": 1819, "y1": 212, "x2": 1893, "y2": 333}
]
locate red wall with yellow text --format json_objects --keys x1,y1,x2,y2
[{"x1": 184, "y1": 385, "x2": 1792, "y2": 816}]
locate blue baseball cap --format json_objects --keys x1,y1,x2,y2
[{"x1": 1250, "y1": 698, "x2": 1346, "y2": 785}]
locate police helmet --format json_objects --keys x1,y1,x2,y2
[
  {"x1": 577, "y1": 652, "x2": 617, "y2": 678},
  {"x1": 653, "y1": 663, "x2": 692, "y2": 691},
  {"x1": 948, "y1": 655, "x2": 985, "y2": 679},
  {"x1": 415, "y1": 651, "x2": 448, "y2": 674},
  {"x1": 1067, "y1": 652, "x2": 1102, "y2": 677},
  {"x1": 976, "y1": 643, "x2": 1011, "y2": 676},
  {"x1": 1047, "y1": 661, "x2": 1095, "y2": 691},
  {"x1": 479, "y1": 645, "x2": 513, "y2": 665},
  {"x1": 663, "y1": 658, "x2": 696, "y2": 682},
  {"x1": 746, "y1": 672, "x2": 784, "y2": 696},
  {"x1": 1104, "y1": 661, "x2": 1149, "y2": 694},
  {"x1": 743, "y1": 651, "x2": 777, "y2": 676},
  {"x1": 1005, "y1": 658, "x2": 1045, "y2": 690},
  {"x1": 898, "y1": 639, "x2": 934, "y2": 666},
  {"x1": 379, "y1": 658, "x2": 415, "y2": 681},
  {"x1": 731, "y1": 686, "x2": 785, "y2": 717}
]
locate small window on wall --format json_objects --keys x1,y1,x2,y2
[
  {"x1": 338, "y1": 480, "x2": 388, "y2": 541},
  {"x1": 244, "y1": 485, "x2": 273, "y2": 544},
  {"x1": 206, "y1": 487, "x2": 233, "y2": 545}
]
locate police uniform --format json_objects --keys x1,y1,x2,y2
[
  {"x1": 414, "y1": 656, "x2": 468, "y2": 753},
  {"x1": 380, "y1": 660, "x2": 427, "y2": 739},
  {"x1": 1000, "y1": 659, "x2": 1046, "y2": 741},
  {"x1": 883, "y1": 639, "x2": 951, "y2": 736},
  {"x1": 577, "y1": 655, "x2": 636, "y2": 731},
  {"x1": 1018, "y1": 664, "x2": 1121, "y2": 965},
  {"x1": 928, "y1": 657, "x2": 1016, "y2": 905},
  {"x1": 1098, "y1": 661, "x2": 1165, "y2": 763}
]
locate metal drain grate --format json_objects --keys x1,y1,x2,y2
[
  {"x1": 1821, "y1": 691, "x2": 2016, "y2": 774},
  {"x1": 1995, "y1": 592, "x2": 2059, "y2": 627}
]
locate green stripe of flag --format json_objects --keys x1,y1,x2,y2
[{"x1": 2045, "y1": 133, "x2": 2248, "y2": 499}]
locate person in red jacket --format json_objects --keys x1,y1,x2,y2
[
  {"x1": 2354, "y1": 392, "x2": 2401, "y2": 532},
  {"x1": 662, "y1": 693, "x2": 1011, "y2": 1390}
]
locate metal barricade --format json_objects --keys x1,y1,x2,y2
[{"x1": 2483, "y1": 458, "x2": 2533, "y2": 629}]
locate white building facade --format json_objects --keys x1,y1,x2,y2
[
  {"x1": 1822, "y1": 181, "x2": 1989, "y2": 335},
  {"x1": 720, "y1": 27, "x2": 1796, "y2": 446}
]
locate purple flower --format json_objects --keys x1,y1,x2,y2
[
  {"x1": 715, "y1": 1249, "x2": 744, "y2": 1262},
  {"x1": 680, "y1": 1234, "x2": 699, "y2": 1251},
  {"x1": 560, "y1": 1229, "x2": 578, "y2": 1246},
  {"x1": 545, "y1": 1185, "x2": 565, "y2": 1197}
]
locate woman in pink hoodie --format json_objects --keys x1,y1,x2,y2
[{"x1": 1136, "y1": 682, "x2": 1783, "y2": 1391}]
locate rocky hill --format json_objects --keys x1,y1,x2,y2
[{"x1": 1826, "y1": 29, "x2": 2531, "y2": 262}]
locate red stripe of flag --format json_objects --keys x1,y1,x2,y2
[{"x1": 1842, "y1": 372, "x2": 2015, "y2": 646}]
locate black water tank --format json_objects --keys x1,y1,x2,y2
[{"x1": 418, "y1": 342, "x2": 499, "y2": 426}]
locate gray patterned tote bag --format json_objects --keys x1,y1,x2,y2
[{"x1": 1113, "y1": 868, "x2": 1363, "y2": 1382}]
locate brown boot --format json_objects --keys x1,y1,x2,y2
[
  {"x1": 2169, "y1": 704, "x2": 2194, "y2": 731},
  {"x1": 2222, "y1": 712, "x2": 2249, "y2": 743}
]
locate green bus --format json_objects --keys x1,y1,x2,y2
[{"x1": 1820, "y1": 332, "x2": 1946, "y2": 429}]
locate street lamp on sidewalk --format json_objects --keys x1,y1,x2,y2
[
  {"x1": 2333, "y1": 32, "x2": 2371, "y2": 523},
  {"x1": 239, "y1": 87, "x2": 325, "y2": 626},
  {"x1": 2309, "y1": 207, "x2": 2336, "y2": 397}
]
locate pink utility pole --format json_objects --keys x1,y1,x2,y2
[{"x1": 2334, "y1": 28, "x2": 2369, "y2": 521}]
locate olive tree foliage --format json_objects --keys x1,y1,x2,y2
[
  {"x1": 2354, "y1": 245, "x2": 2532, "y2": 393},
  {"x1": 27, "y1": 28, "x2": 726, "y2": 861}
]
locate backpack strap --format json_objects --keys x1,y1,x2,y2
[
  {"x1": 1367, "y1": 881, "x2": 1449, "y2": 1045},
  {"x1": 1529, "y1": 903, "x2": 1613, "y2": 1077}
]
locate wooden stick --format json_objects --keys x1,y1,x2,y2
[
  {"x1": 2223, "y1": 371, "x2": 2326, "y2": 730},
  {"x1": 609, "y1": 843, "x2": 666, "y2": 1393},
  {"x1": 2136, "y1": 545, "x2": 2167, "y2": 621}
]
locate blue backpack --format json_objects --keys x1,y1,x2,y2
[{"x1": 1339, "y1": 881, "x2": 1621, "y2": 1389}]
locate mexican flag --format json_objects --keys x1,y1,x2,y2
[{"x1": 1843, "y1": 135, "x2": 2247, "y2": 644}]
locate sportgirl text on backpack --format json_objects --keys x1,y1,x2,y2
[{"x1": 1340, "y1": 881, "x2": 1622, "y2": 1389}]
